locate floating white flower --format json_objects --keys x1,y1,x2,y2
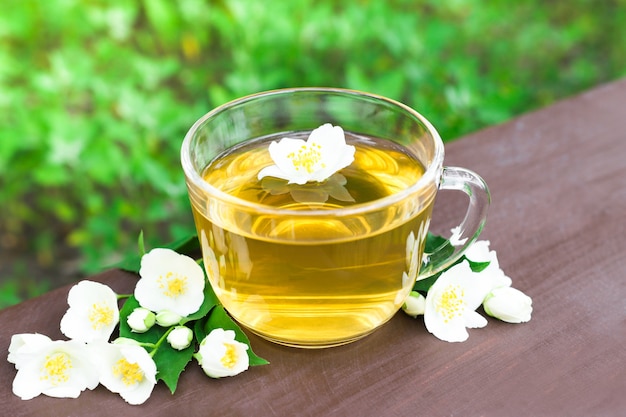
[
  {"x1": 135, "y1": 248, "x2": 205, "y2": 317},
  {"x1": 257, "y1": 123, "x2": 355, "y2": 185},
  {"x1": 8, "y1": 335, "x2": 99, "y2": 400},
  {"x1": 424, "y1": 261, "x2": 490, "y2": 342},
  {"x1": 402, "y1": 291, "x2": 426, "y2": 318},
  {"x1": 95, "y1": 343, "x2": 157, "y2": 405},
  {"x1": 127, "y1": 307, "x2": 156, "y2": 333},
  {"x1": 194, "y1": 328, "x2": 249, "y2": 378},
  {"x1": 167, "y1": 326, "x2": 193, "y2": 350},
  {"x1": 60, "y1": 280, "x2": 120, "y2": 343},
  {"x1": 483, "y1": 286, "x2": 533, "y2": 323}
]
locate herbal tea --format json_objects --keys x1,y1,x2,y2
[{"x1": 191, "y1": 132, "x2": 435, "y2": 347}]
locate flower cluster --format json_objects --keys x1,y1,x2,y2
[
  {"x1": 402, "y1": 235, "x2": 533, "y2": 342},
  {"x1": 8, "y1": 247, "x2": 266, "y2": 405},
  {"x1": 258, "y1": 123, "x2": 356, "y2": 185}
]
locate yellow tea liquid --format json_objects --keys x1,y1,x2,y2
[{"x1": 191, "y1": 132, "x2": 434, "y2": 347}]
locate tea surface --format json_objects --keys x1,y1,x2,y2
[{"x1": 193, "y1": 132, "x2": 434, "y2": 346}]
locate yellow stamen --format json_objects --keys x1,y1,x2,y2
[
  {"x1": 287, "y1": 143, "x2": 324, "y2": 173},
  {"x1": 113, "y1": 358, "x2": 144, "y2": 386},
  {"x1": 41, "y1": 352, "x2": 72, "y2": 385},
  {"x1": 220, "y1": 343, "x2": 238, "y2": 369},
  {"x1": 88, "y1": 302, "x2": 115, "y2": 330},
  {"x1": 435, "y1": 284, "x2": 466, "y2": 323},
  {"x1": 158, "y1": 271, "x2": 188, "y2": 298}
]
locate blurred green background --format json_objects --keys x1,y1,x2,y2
[{"x1": 1, "y1": 0, "x2": 625, "y2": 308}]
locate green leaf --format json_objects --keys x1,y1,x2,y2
[
  {"x1": 119, "y1": 296, "x2": 196, "y2": 393},
  {"x1": 203, "y1": 305, "x2": 269, "y2": 366},
  {"x1": 153, "y1": 338, "x2": 195, "y2": 394},
  {"x1": 182, "y1": 279, "x2": 220, "y2": 323},
  {"x1": 424, "y1": 232, "x2": 449, "y2": 254},
  {"x1": 465, "y1": 258, "x2": 491, "y2": 273},
  {"x1": 138, "y1": 230, "x2": 146, "y2": 256},
  {"x1": 412, "y1": 272, "x2": 441, "y2": 294}
]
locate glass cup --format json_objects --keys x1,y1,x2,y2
[{"x1": 181, "y1": 88, "x2": 490, "y2": 348}]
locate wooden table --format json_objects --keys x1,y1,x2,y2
[{"x1": 2, "y1": 79, "x2": 626, "y2": 416}]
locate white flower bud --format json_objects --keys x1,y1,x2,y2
[
  {"x1": 402, "y1": 291, "x2": 426, "y2": 317},
  {"x1": 155, "y1": 310, "x2": 183, "y2": 327},
  {"x1": 483, "y1": 287, "x2": 532, "y2": 323},
  {"x1": 167, "y1": 326, "x2": 193, "y2": 350},
  {"x1": 127, "y1": 307, "x2": 156, "y2": 333},
  {"x1": 112, "y1": 337, "x2": 141, "y2": 346}
]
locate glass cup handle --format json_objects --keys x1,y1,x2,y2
[{"x1": 418, "y1": 166, "x2": 491, "y2": 278}]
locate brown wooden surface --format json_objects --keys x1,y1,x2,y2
[{"x1": 2, "y1": 79, "x2": 626, "y2": 416}]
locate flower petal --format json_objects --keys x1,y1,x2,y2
[
  {"x1": 8, "y1": 333, "x2": 53, "y2": 369},
  {"x1": 465, "y1": 310, "x2": 488, "y2": 328}
]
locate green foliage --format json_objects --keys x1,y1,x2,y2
[{"x1": 1, "y1": 0, "x2": 625, "y2": 306}]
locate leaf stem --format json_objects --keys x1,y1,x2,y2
[{"x1": 149, "y1": 327, "x2": 175, "y2": 357}]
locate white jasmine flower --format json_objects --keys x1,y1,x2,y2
[
  {"x1": 9, "y1": 336, "x2": 99, "y2": 400},
  {"x1": 465, "y1": 240, "x2": 512, "y2": 289},
  {"x1": 167, "y1": 326, "x2": 193, "y2": 350},
  {"x1": 402, "y1": 291, "x2": 426, "y2": 317},
  {"x1": 483, "y1": 287, "x2": 533, "y2": 323},
  {"x1": 127, "y1": 308, "x2": 156, "y2": 333},
  {"x1": 60, "y1": 280, "x2": 120, "y2": 343},
  {"x1": 155, "y1": 310, "x2": 183, "y2": 327},
  {"x1": 424, "y1": 261, "x2": 490, "y2": 342},
  {"x1": 135, "y1": 248, "x2": 205, "y2": 317},
  {"x1": 450, "y1": 226, "x2": 468, "y2": 246},
  {"x1": 257, "y1": 123, "x2": 355, "y2": 185},
  {"x1": 464, "y1": 239, "x2": 492, "y2": 262},
  {"x1": 95, "y1": 343, "x2": 157, "y2": 405},
  {"x1": 194, "y1": 328, "x2": 249, "y2": 378}
]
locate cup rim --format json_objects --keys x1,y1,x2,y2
[{"x1": 181, "y1": 87, "x2": 445, "y2": 217}]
